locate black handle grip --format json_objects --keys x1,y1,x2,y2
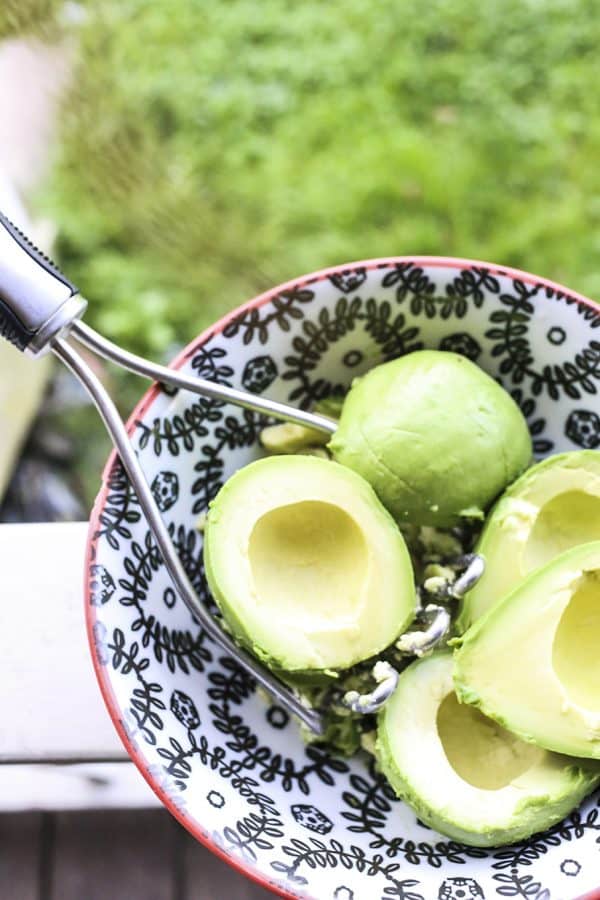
[
  {"x1": 0, "y1": 210, "x2": 84, "y2": 354},
  {"x1": 0, "y1": 295, "x2": 32, "y2": 349}
]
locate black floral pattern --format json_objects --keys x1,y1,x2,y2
[
  {"x1": 508, "y1": 389, "x2": 553, "y2": 456},
  {"x1": 114, "y1": 525, "x2": 213, "y2": 678},
  {"x1": 191, "y1": 409, "x2": 268, "y2": 513},
  {"x1": 341, "y1": 760, "x2": 487, "y2": 868},
  {"x1": 222, "y1": 286, "x2": 315, "y2": 345},
  {"x1": 136, "y1": 397, "x2": 223, "y2": 457},
  {"x1": 329, "y1": 268, "x2": 367, "y2": 293},
  {"x1": 438, "y1": 332, "x2": 482, "y2": 361},
  {"x1": 242, "y1": 355, "x2": 278, "y2": 393},
  {"x1": 89, "y1": 564, "x2": 116, "y2": 606},
  {"x1": 439, "y1": 877, "x2": 485, "y2": 900},
  {"x1": 281, "y1": 295, "x2": 422, "y2": 408},
  {"x1": 565, "y1": 408, "x2": 600, "y2": 449},
  {"x1": 88, "y1": 260, "x2": 600, "y2": 899},
  {"x1": 93, "y1": 459, "x2": 140, "y2": 550},
  {"x1": 190, "y1": 344, "x2": 235, "y2": 382},
  {"x1": 291, "y1": 804, "x2": 334, "y2": 835},
  {"x1": 485, "y1": 280, "x2": 600, "y2": 400},
  {"x1": 151, "y1": 471, "x2": 179, "y2": 512}
]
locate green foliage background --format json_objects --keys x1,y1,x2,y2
[
  {"x1": 0, "y1": 0, "x2": 60, "y2": 39},
  {"x1": 34, "y1": 0, "x2": 600, "y2": 360},
  {"x1": 3, "y1": 0, "x2": 600, "y2": 508}
]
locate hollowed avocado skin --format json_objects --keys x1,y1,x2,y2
[
  {"x1": 454, "y1": 541, "x2": 600, "y2": 760},
  {"x1": 457, "y1": 449, "x2": 600, "y2": 633},
  {"x1": 377, "y1": 653, "x2": 600, "y2": 847},
  {"x1": 204, "y1": 455, "x2": 416, "y2": 673}
]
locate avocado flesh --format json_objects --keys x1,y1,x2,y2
[
  {"x1": 204, "y1": 455, "x2": 416, "y2": 672},
  {"x1": 377, "y1": 653, "x2": 600, "y2": 847},
  {"x1": 329, "y1": 350, "x2": 531, "y2": 527},
  {"x1": 455, "y1": 541, "x2": 600, "y2": 758},
  {"x1": 259, "y1": 422, "x2": 330, "y2": 454},
  {"x1": 457, "y1": 450, "x2": 600, "y2": 632}
]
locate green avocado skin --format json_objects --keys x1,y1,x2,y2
[
  {"x1": 376, "y1": 723, "x2": 600, "y2": 847},
  {"x1": 328, "y1": 350, "x2": 532, "y2": 527},
  {"x1": 202, "y1": 469, "x2": 333, "y2": 676},
  {"x1": 203, "y1": 530, "x2": 287, "y2": 671},
  {"x1": 203, "y1": 455, "x2": 416, "y2": 675},
  {"x1": 205, "y1": 534, "x2": 337, "y2": 678},
  {"x1": 453, "y1": 541, "x2": 600, "y2": 760},
  {"x1": 455, "y1": 449, "x2": 600, "y2": 633}
]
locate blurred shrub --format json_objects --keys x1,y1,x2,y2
[
  {"x1": 38, "y1": 0, "x2": 600, "y2": 358},
  {"x1": 0, "y1": 0, "x2": 61, "y2": 38}
]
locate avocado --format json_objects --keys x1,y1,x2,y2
[
  {"x1": 260, "y1": 422, "x2": 330, "y2": 454},
  {"x1": 454, "y1": 541, "x2": 600, "y2": 758},
  {"x1": 377, "y1": 652, "x2": 600, "y2": 847},
  {"x1": 314, "y1": 395, "x2": 345, "y2": 419},
  {"x1": 457, "y1": 450, "x2": 600, "y2": 631},
  {"x1": 328, "y1": 350, "x2": 531, "y2": 527},
  {"x1": 203, "y1": 455, "x2": 416, "y2": 673}
]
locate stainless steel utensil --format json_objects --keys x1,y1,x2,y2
[{"x1": 0, "y1": 210, "x2": 477, "y2": 731}]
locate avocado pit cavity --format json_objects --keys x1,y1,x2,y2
[
  {"x1": 457, "y1": 451, "x2": 600, "y2": 631},
  {"x1": 378, "y1": 652, "x2": 600, "y2": 846},
  {"x1": 455, "y1": 541, "x2": 600, "y2": 758},
  {"x1": 552, "y1": 570, "x2": 600, "y2": 712},
  {"x1": 525, "y1": 491, "x2": 600, "y2": 571},
  {"x1": 437, "y1": 692, "x2": 542, "y2": 791},
  {"x1": 249, "y1": 500, "x2": 368, "y2": 624},
  {"x1": 204, "y1": 454, "x2": 416, "y2": 672}
]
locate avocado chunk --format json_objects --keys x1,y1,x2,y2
[
  {"x1": 328, "y1": 350, "x2": 531, "y2": 527},
  {"x1": 260, "y1": 422, "x2": 331, "y2": 454},
  {"x1": 203, "y1": 455, "x2": 416, "y2": 672},
  {"x1": 457, "y1": 450, "x2": 600, "y2": 631},
  {"x1": 454, "y1": 541, "x2": 600, "y2": 758},
  {"x1": 377, "y1": 652, "x2": 600, "y2": 847}
]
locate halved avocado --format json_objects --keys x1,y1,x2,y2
[
  {"x1": 328, "y1": 350, "x2": 532, "y2": 527},
  {"x1": 203, "y1": 455, "x2": 416, "y2": 673},
  {"x1": 377, "y1": 652, "x2": 600, "y2": 847},
  {"x1": 457, "y1": 450, "x2": 600, "y2": 632},
  {"x1": 454, "y1": 541, "x2": 600, "y2": 758}
]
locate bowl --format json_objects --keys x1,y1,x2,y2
[{"x1": 86, "y1": 257, "x2": 600, "y2": 899}]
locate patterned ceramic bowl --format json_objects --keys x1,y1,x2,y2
[{"x1": 86, "y1": 258, "x2": 600, "y2": 900}]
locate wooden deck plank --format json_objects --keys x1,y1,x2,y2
[
  {"x1": 50, "y1": 810, "x2": 177, "y2": 900},
  {"x1": 0, "y1": 810, "x2": 275, "y2": 900},
  {"x1": 0, "y1": 812, "x2": 42, "y2": 900},
  {"x1": 182, "y1": 828, "x2": 274, "y2": 900}
]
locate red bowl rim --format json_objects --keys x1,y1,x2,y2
[{"x1": 85, "y1": 255, "x2": 600, "y2": 900}]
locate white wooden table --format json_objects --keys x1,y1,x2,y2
[
  {"x1": 0, "y1": 523, "x2": 274, "y2": 898},
  {"x1": 0, "y1": 521, "x2": 160, "y2": 810}
]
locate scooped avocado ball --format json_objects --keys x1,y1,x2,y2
[{"x1": 328, "y1": 350, "x2": 532, "y2": 527}]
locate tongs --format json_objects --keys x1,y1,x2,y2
[{"x1": 0, "y1": 210, "x2": 477, "y2": 733}]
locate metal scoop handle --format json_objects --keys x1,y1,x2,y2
[
  {"x1": 0, "y1": 209, "x2": 325, "y2": 734},
  {"x1": 0, "y1": 212, "x2": 336, "y2": 433},
  {"x1": 0, "y1": 211, "x2": 464, "y2": 730},
  {"x1": 0, "y1": 210, "x2": 86, "y2": 353}
]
